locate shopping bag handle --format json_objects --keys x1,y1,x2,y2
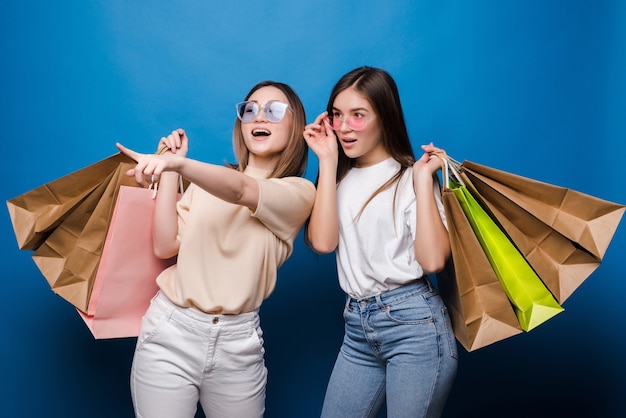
[
  {"x1": 431, "y1": 152, "x2": 464, "y2": 190},
  {"x1": 149, "y1": 174, "x2": 184, "y2": 199}
]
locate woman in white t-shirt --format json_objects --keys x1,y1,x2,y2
[
  {"x1": 116, "y1": 81, "x2": 315, "y2": 418},
  {"x1": 304, "y1": 67, "x2": 457, "y2": 418}
]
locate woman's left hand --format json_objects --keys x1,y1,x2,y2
[{"x1": 413, "y1": 142, "x2": 445, "y2": 179}]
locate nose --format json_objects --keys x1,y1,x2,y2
[
  {"x1": 254, "y1": 105, "x2": 268, "y2": 122},
  {"x1": 338, "y1": 118, "x2": 351, "y2": 132}
]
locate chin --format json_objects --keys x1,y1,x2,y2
[{"x1": 342, "y1": 149, "x2": 362, "y2": 160}]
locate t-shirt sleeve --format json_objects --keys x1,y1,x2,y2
[
  {"x1": 406, "y1": 172, "x2": 448, "y2": 239},
  {"x1": 252, "y1": 177, "x2": 316, "y2": 242}
]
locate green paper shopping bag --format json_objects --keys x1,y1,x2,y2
[
  {"x1": 438, "y1": 154, "x2": 563, "y2": 332},
  {"x1": 437, "y1": 189, "x2": 522, "y2": 351},
  {"x1": 461, "y1": 160, "x2": 625, "y2": 261},
  {"x1": 459, "y1": 168, "x2": 601, "y2": 304}
]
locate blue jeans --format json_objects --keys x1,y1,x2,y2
[{"x1": 321, "y1": 279, "x2": 458, "y2": 418}]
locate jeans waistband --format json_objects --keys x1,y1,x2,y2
[
  {"x1": 346, "y1": 277, "x2": 433, "y2": 311},
  {"x1": 153, "y1": 291, "x2": 259, "y2": 327}
]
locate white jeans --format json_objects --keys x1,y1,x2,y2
[{"x1": 131, "y1": 292, "x2": 267, "y2": 418}]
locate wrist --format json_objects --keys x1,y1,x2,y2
[
  {"x1": 320, "y1": 152, "x2": 338, "y2": 165},
  {"x1": 170, "y1": 154, "x2": 186, "y2": 172},
  {"x1": 413, "y1": 170, "x2": 435, "y2": 190}
]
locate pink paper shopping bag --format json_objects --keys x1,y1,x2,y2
[{"x1": 78, "y1": 185, "x2": 177, "y2": 339}]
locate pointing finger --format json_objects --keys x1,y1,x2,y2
[{"x1": 116, "y1": 142, "x2": 142, "y2": 162}]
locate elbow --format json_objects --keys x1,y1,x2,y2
[
  {"x1": 417, "y1": 248, "x2": 451, "y2": 275},
  {"x1": 307, "y1": 231, "x2": 338, "y2": 254},
  {"x1": 420, "y1": 257, "x2": 447, "y2": 275},
  {"x1": 311, "y1": 241, "x2": 337, "y2": 255},
  {"x1": 153, "y1": 243, "x2": 179, "y2": 260}
]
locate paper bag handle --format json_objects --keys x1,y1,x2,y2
[
  {"x1": 149, "y1": 174, "x2": 184, "y2": 199},
  {"x1": 431, "y1": 152, "x2": 464, "y2": 190}
]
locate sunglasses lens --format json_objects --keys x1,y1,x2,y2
[
  {"x1": 350, "y1": 117, "x2": 366, "y2": 130},
  {"x1": 265, "y1": 101, "x2": 288, "y2": 122},
  {"x1": 236, "y1": 101, "x2": 290, "y2": 123},
  {"x1": 328, "y1": 116, "x2": 367, "y2": 131},
  {"x1": 329, "y1": 115, "x2": 367, "y2": 131},
  {"x1": 237, "y1": 102, "x2": 258, "y2": 122}
]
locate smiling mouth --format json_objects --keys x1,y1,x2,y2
[{"x1": 252, "y1": 129, "x2": 271, "y2": 137}]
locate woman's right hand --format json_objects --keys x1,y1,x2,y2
[
  {"x1": 116, "y1": 128, "x2": 189, "y2": 186},
  {"x1": 156, "y1": 128, "x2": 189, "y2": 158},
  {"x1": 303, "y1": 112, "x2": 340, "y2": 253},
  {"x1": 303, "y1": 111, "x2": 338, "y2": 162}
]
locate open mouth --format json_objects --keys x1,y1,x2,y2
[{"x1": 252, "y1": 129, "x2": 271, "y2": 137}]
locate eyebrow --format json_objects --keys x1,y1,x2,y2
[
  {"x1": 249, "y1": 99, "x2": 285, "y2": 104},
  {"x1": 332, "y1": 106, "x2": 370, "y2": 112}
]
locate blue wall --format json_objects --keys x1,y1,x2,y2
[{"x1": 2, "y1": 1, "x2": 625, "y2": 417}]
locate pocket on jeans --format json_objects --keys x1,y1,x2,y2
[
  {"x1": 136, "y1": 302, "x2": 167, "y2": 350},
  {"x1": 250, "y1": 323, "x2": 265, "y2": 352},
  {"x1": 384, "y1": 297, "x2": 433, "y2": 325},
  {"x1": 440, "y1": 305, "x2": 458, "y2": 360},
  {"x1": 223, "y1": 325, "x2": 266, "y2": 370}
]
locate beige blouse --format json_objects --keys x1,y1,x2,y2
[{"x1": 156, "y1": 166, "x2": 315, "y2": 314}]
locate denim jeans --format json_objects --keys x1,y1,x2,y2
[
  {"x1": 130, "y1": 292, "x2": 267, "y2": 418},
  {"x1": 321, "y1": 279, "x2": 458, "y2": 418}
]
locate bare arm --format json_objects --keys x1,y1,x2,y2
[
  {"x1": 304, "y1": 113, "x2": 339, "y2": 253},
  {"x1": 174, "y1": 158, "x2": 259, "y2": 210},
  {"x1": 412, "y1": 144, "x2": 451, "y2": 273},
  {"x1": 151, "y1": 171, "x2": 181, "y2": 258}
]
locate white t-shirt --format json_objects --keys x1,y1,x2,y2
[{"x1": 336, "y1": 157, "x2": 446, "y2": 299}]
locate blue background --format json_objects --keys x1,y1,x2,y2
[{"x1": 2, "y1": 1, "x2": 625, "y2": 417}]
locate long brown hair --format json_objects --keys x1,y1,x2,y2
[
  {"x1": 328, "y1": 66, "x2": 415, "y2": 216},
  {"x1": 230, "y1": 81, "x2": 308, "y2": 178}
]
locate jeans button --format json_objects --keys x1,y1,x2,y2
[{"x1": 212, "y1": 317, "x2": 219, "y2": 324}]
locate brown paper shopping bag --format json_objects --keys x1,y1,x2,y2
[
  {"x1": 6, "y1": 153, "x2": 134, "y2": 250},
  {"x1": 437, "y1": 186, "x2": 522, "y2": 351},
  {"x1": 78, "y1": 186, "x2": 177, "y2": 339},
  {"x1": 461, "y1": 171, "x2": 601, "y2": 303},
  {"x1": 462, "y1": 161, "x2": 625, "y2": 261},
  {"x1": 32, "y1": 162, "x2": 139, "y2": 312},
  {"x1": 31, "y1": 170, "x2": 116, "y2": 299}
]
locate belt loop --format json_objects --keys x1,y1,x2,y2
[
  {"x1": 375, "y1": 294, "x2": 385, "y2": 309},
  {"x1": 424, "y1": 275, "x2": 433, "y2": 292},
  {"x1": 344, "y1": 296, "x2": 352, "y2": 312}
]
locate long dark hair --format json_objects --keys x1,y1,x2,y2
[
  {"x1": 328, "y1": 66, "x2": 415, "y2": 216},
  {"x1": 231, "y1": 81, "x2": 308, "y2": 178}
]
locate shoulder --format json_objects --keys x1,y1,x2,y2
[
  {"x1": 266, "y1": 176, "x2": 315, "y2": 195},
  {"x1": 274, "y1": 176, "x2": 315, "y2": 188},
  {"x1": 394, "y1": 166, "x2": 417, "y2": 206},
  {"x1": 258, "y1": 176, "x2": 316, "y2": 206}
]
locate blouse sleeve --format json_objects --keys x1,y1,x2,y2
[
  {"x1": 406, "y1": 171, "x2": 448, "y2": 239},
  {"x1": 252, "y1": 177, "x2": 316, "y2": 242}
]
